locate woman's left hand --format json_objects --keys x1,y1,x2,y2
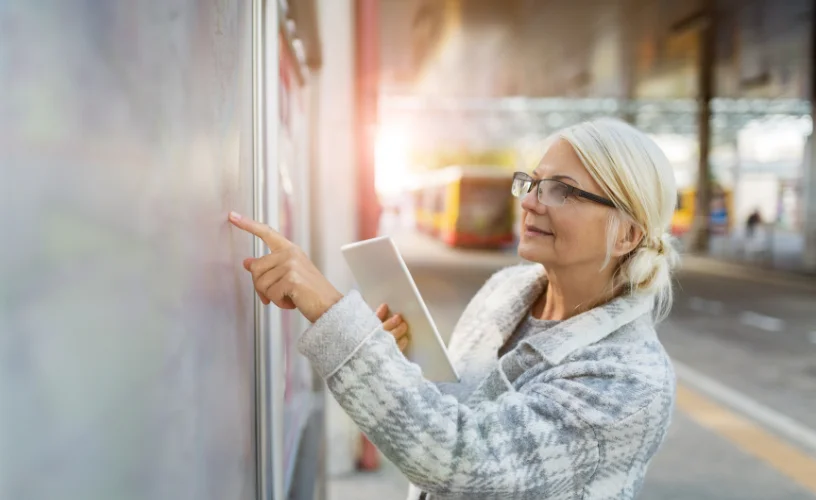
[
  {"x1": 229, "y1": 211, "x2": 343, "y2": 323},
  {"x1": 375, "y1": 304, "x2": 410, "y2": 353}
]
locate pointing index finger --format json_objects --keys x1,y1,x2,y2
[{"x1": 229, "y1": 211, "x2": 288, "y2": 250}]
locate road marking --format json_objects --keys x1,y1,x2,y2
[
  {"x1": 676, "y1": 385, "x2": 816, "y2": 494},
  {"x1": 738, "y1": 311, "x2": 785, "y2": 332},
  {"x1": 687, "y1": 299, "x2": 787, "y2": 332},
  {"x1": 688, "y1": 297, "x2": 705, "y2": 312},
  {"x1": 707, "y1": 301, "x2": 724, "y2": 314},
  {"x1": 688, "y1": 296, "x2": 724, "y2": 314},
  {"x1": 675, "y1": 362, "x2": 816, "y2": 494},
  {"x1": 675, "y1": 361, "x2": 816, "y2": 453}
]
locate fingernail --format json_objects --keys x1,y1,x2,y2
[{"x1": 229, "y1": 211, "x2": 242, "y2": 221}]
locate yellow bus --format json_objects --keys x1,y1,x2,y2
[
  {"x1": 411, "y1": 166, "x2": 516, "y2": 248},
  {"x1": 671, "y1": 186, "x2": 733, "y2": 236}
]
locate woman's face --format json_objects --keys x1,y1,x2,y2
[{"x1": 517, "y1": 139, "x2": 619, "y2": 270}]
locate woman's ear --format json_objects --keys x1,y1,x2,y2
[{"x1": 612, "y1": 222, "x2": 643, "y2": 257}]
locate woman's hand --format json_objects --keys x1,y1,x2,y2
[
  {"x1": 229, "y1": 212, "x2": 343, "y2": 323},
  {"x1": 375, "y1": 304, "x2": 410, "y2": 353}
]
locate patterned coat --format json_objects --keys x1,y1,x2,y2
[{"x1": 299, "y1": 263, "x2": 676, "y2": 499}]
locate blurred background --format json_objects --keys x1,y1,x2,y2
[{"x1": 2, "y1": 0, "x2": 816, "y2": 499}]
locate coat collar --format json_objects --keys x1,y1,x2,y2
[{"x1": 481, "y1": 264, "x2": 654, "y2": 364}]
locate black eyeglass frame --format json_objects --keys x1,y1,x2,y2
[{"x1": 511, "y1": 172, "x2": 616, "y2": 208}]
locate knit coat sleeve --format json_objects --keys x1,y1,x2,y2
[{"x1": 298, "y1": 291, "x2": 600, "y2": 497}]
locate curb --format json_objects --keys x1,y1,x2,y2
[{"x1": 679, "y1": 254, "x2": 816, "y2": 292}]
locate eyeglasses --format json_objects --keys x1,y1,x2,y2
[{"x1": 511, "y1": 172, "x2": 616, "y2": 208}]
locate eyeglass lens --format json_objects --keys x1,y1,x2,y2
[{"x1": 511, "y1": 176, "x2": 569, "y2": 206}]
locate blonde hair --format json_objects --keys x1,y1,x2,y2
[{"x1": 557, "y1": 118, "x2": 680, "y2": 322}]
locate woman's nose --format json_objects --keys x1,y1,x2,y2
[{"x1": 520, "y1": 189, "x2": 545, "y2": 213}]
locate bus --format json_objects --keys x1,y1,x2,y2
[
  {"x1": 411, "y1": 166, "x2": 516, "y2": 248},
  {"x1": 671, "y1": 186, "x2": 734, "y2": 236}
]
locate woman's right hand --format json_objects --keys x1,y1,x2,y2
[{"x1": 375, "y1": 304, "x2": 410, "y2": 353}]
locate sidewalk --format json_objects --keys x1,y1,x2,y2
[
  {"x1": 703, "y1": 230, "x2": 813, "y2": 275},
  {"x1": 680, "y1": 253, "x2": 816, "y2": 292},
  {"x1": 328, "y1": 457, "x2": 408, "y2": 500}
]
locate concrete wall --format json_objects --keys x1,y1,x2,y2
[
  {"x1": 313, "y1": 0, "x2": 362, "y2": 477},
  {"x1": 803, "y1": 136, "x2": 816, "y2": 269}
]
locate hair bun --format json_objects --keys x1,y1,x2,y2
[
  {"x1": 614, "y1": 232, "x2": 680, "y2": 322},
  {"x1": 651, "y1": 232, "x2": 679, "y2": 268}
]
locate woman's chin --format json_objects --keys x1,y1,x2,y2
[{"x1": 517, "y1": 239, "x2": 554, "y2": 264}]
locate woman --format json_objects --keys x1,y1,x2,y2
[{"x1": 229, "y1": 118, "x2": 679, "y2": 500}]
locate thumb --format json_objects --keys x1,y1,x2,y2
[
  {"x1": 375, "y1": 304, "x2": 389, "y2": 322},
  {"x1": 243, "y1": 257, "x2": 256, "y2": 271}
]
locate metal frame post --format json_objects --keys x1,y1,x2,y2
[{"x1": 689, "y1": 4, "x2": 716, "y2": 253}]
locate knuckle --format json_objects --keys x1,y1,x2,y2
[
  {"x1": 254, "y1": 274, "x2": 267, "y2": 290},
  {"x1": 289, "y1": 250, "x2": 303, "y2": 267},
  {"x1": 287, "y1": 270, "x2": 301, "y2": 284},
  {"x1": 249, "y1": 259, "x2": 262, "y2": 274}
]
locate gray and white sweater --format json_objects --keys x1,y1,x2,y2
[{"x1": 299, "y1": 263, "x2": 676, "y2": 500}]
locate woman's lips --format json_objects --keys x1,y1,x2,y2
[{"x1": 525, "y1": 225, "x2": 553, "y2": 236}]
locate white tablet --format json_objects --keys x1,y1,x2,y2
[{"x1": 341, "y1": 236, "x2": 459, "y2": 383}]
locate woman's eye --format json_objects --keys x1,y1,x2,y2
[{"x1": 549, "y1": 184, "x2": 569, "y2": 199}]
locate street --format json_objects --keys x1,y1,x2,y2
[{"x1": 330, "y1": 232, "x2": 816, "y2": 500}]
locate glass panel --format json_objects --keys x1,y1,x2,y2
[{"x1": 0, "y1": 2, "x2": 257, "y2": 499}]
